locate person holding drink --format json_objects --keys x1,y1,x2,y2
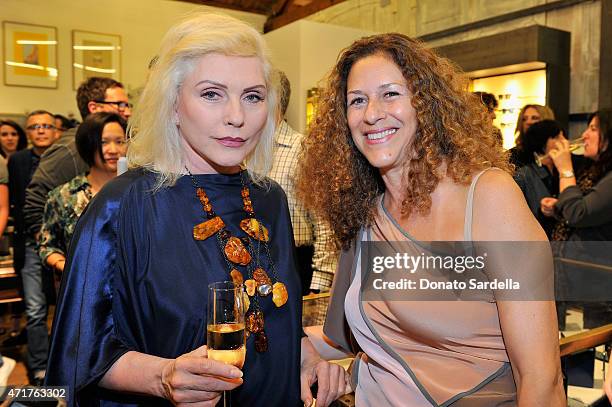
[{"x1": 46, "y1": 13, "x2": 348, "y2": 406}]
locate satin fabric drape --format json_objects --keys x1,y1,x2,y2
[{"x1": 46, "y1": 170, "x2": 303, "y2": 406}]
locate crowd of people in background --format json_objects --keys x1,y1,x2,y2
[
  {"x1": 0, "y1": 77, "x2": 131, "y2": 386},
  {"x1": 0, "y1": 12, "x2": 610, "y2": 405}
]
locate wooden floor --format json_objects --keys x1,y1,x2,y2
[
  {"x1": 0, "y1": 307, "x2": 55, "y2": 386},
  {"x1": 3, "y1": 347, "x2": 28, "y2": 386}
]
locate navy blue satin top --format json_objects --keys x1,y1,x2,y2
[{"x1": 46, "y1": 169, "x2": 303, "y2": 406}]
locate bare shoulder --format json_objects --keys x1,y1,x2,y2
[
  {"x1": 472, "y1": 169, "x2": 547, "y2": 241},
  {"x1": 474, "y1": 169, "x2": 524, "y2": 203}
]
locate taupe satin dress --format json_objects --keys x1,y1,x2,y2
[{"x1": 331, "y1": 170, "x2": 518, "y2": 406}]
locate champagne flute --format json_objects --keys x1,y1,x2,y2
[
  {"x1": 207, "y1": 281, "x2": 246, "y2": 407},
  {"x1": 534, "y1": 140, "x2": 585, "y2": 167}
]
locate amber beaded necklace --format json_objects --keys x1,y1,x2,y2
[{"x1": 186, "y1": 168, "x2": 288, "y2": 353}]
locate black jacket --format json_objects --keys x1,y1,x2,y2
[{"x1": 8, "y1": 148, "x2": 40, "y2": 270}]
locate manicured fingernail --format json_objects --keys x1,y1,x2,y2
[{"x1": 232, "y1": 368, "x2": 243, "y2": 378}]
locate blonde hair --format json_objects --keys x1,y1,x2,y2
[
  {"x1": 514, "y1": 104, "x2": 555, "y2": 138},
  {"x1": 127, "y1": 13, "x2": 277, "y2": 189}
]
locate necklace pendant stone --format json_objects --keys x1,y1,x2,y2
[
  {"x1": 254, "y1": 331, "x2": 268, "y2": 353},
  {"x1": 230, "y1": 269, "x2": 243, "y2": 285},
  {"x1": 245, "y1": 279, "x2": 257, "y2": 296},
  {"x1": 240, "y1": 218, "x2": 269, "y2": 242},
  {"x1": 224, "y1": 237, "x2": 251, "y2": 265},
  {"x1": 246, "y1": 310, "x2": 264, "y2": 333},
  {"x1": 253, "y1": 267, "x2": 271, "y2": 286},
  {"x1": 257, "y1": 284, "x2": 272, "y2": 296},
  {"x1": 193, "y1": 216, "x2": 225, "y2": 240},
  {"x1": 272, "y1": 282, "x2": 288, "y2": 307}
]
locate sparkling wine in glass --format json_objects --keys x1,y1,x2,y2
[{"x1": 207, "y1": 281, "x2": 246, "y2": 406}]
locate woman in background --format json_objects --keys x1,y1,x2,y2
[
  {"x1": 0, "y1": 120, "x2": 27, "y2": 160},
  {"x1": 509, "y1": 104, "x2": 555, "y2": 167},
  {"x1": 38, "y1": 112, "x2": 127, "y2": 274},
  {"x1": 544, "y1": 110, "x2": 612, "y2": 329},
  {"x1": 544, "y1": 110, "x2": 612, "y2": 241}
]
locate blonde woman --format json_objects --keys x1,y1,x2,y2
[{"x1": 46, "y1": 13, "x2": 348, "y2": 406}]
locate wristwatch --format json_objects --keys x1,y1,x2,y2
[{"x1": 560, "y1": 169, "x2": 575, "y2": 178}]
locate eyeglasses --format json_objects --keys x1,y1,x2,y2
[
  {"x1": 26, "y1": 123, "x2": 56, "y2": 131},
  {"x1": 95, "y1": 100, "x2": 133, "y2": 110}
]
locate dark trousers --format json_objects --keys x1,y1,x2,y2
[{"x1": 295, "y1": 245, "x2": 314, "y2": 296}]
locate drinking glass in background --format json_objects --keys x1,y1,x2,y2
[
  {"x1": 207, "y1": 281, "x2": 246, "y2": 406},
  {"x1": 534, "y1": 140, "x2": 585, "y2": 167}
]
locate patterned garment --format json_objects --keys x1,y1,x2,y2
[
  {"x1": 269, "y1": 120, "x2": 338, "y2": 292},
  {"x1": 38, "y1": 174, "x2": 92, "y2": 264},
  {"x1": 551, "y1": 167, "x2": 595, "y2": 241}
]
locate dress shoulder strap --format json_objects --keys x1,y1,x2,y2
[{"x1": 464, "y1": 168, "x2": 502, "y2": 241}]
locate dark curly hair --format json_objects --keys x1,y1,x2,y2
[{"x1": 296, "y1": 33, "x2": 510, "y2": 248}]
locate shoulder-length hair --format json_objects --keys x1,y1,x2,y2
[
  {"x1": 589, "y1": 109, "x2": 612, "y2": 180},
  {"x1": 296, "y1": 33, "x2": 510, "y2": 248},
  {"x1": 0, "y1": 120, "x2": 27, "y2": 157},
  {"x1": 127, "y1": 13, "x2": 277, "y2": 190},
  {"x1": 513, "y1": 104, "x2": 555, "y2": 148},
  {"x1": 76, "y1": 112, "x2": 127, "y2": 167}
]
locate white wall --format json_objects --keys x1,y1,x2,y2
[
  {"x1": 265, "y1": 20, "x2": 374, "y2": 133},
  {"x1": 0, "y1": 0, "x2": 265, "y2": 118}
]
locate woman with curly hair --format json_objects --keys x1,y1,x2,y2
[{"x1": 297, "y1": 33, "x2": 564, "y2": 406}]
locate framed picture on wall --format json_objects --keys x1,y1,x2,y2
[
  {"x1": 2, "y1": 21, "x2": 58, "y2": 89},
  {"x1": 72, "y1": 30, "x2": 121, "y2": 90}
]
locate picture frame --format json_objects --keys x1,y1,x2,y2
[
  {"x1": 72, "y1": 30, "x2": 121, "y2": 90},
  {"x1": 2, "y1": 21, "x2": 58, "y2": 89}
]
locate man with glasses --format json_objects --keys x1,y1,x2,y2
[
  {"x1": 21, "y1": 77, "x2": 130, "y2": 385},
  {"x1": 7, "y1": 110, "x2": 58, "y2": 385},
  {"x1": 25, "y1": 77, "x2": 131, "y2": 243},
  {"x1": 53, "y1": 114, "x2": 76, "y2": 140}
]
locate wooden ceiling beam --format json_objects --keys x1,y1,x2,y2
[
  {"x1": 264, "y1": 0, "x2": 348, "y2": 32},
  {"x1": 175, "y1": 0, "x2": 269, "y2": 15},
  {"x1": 269, "y1": 0, "x2": 291, "y2": 17}
]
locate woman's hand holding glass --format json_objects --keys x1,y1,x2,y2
[
  {"x1": 159, "y1": 344, "x2": 243, "y2": 406},
  {"x1": 549, "y1": 137, "x2": 574, "y2": 173},
  {"x1": 206, "y1": 281, "x2": 246, "y2": 406}
]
